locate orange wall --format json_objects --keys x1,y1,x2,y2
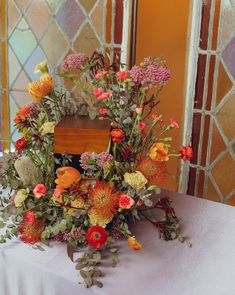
[{"x1": 135, "y1": 0, "x2": 191, "y2": 191}]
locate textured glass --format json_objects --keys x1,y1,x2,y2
[
  {"x1": 216, "y1": 93, "x2": 235, "y2": 141},
  {"x1": 191, "y1": 113, "x2": 202, "y2": 165},
  {"x1": 114, "y1": 0, "x2": 123, "y2": 44},
  {"x1": 11, "y1": 90, "x2": 32, "y2": 107},
  {"x1": 219, "y1": 0, "x2": 235, "y2": 47},
  {"x1": 46, "y1": 0, "x2": 64, "y2": 13},
  {"x1": 91, "y1": 0, "x2": 104, "y2": 39},
  {"x1": 25, "y1": 47, "x2": 47, "y2": 80},
  {"x1": 25, "y1": 1, "x2": 51, "y2": 39},
  {"x1": 194, "y1": 54, "x2": 207, "y2": 109},
  {"x1": 222, "y1": 35, "x2": 235, "y2": 78},
  {"x1": 187, "y1": 167, "x2": 197, "y2": 196},
  {"x1": 80, "y1": 0, "x2": 97, "y2": 13},
  {"x1": 56, "y1": 0, "x2": 85, "y2": 38},
  {"x1": 206, "y1": 55, "x2": 215, "y2": 110},
  {"x1": 15, "y1": 0, "x2": 31, "y2": 10},
  {"x1": 211, "y1": 0, "x2": 221, "y2": 49},
  {"x1": 216, "y1": 62, "x2": 233, "y2": 106},
  {"x1": 212, "y1": 153, "x2": 235, "y2": 196},
  {"x1": 8, "y1": 47, "x2": 21, "y2": 87},
  {"x1": 210, "y1": 123, "x2": 226, "y2": 164},
  {"x1": 8, "y1": 0, "x2": 20, "y2": 34},
  {"x1": 9, "y1": 18, "x2": 37, "y2": 64},
  {"x1": 201, "y1": 115, "x2": 210, "y2": 167},
  {"x1": 41, "y1": 21, "x2": 68, "y2": 66},
  {"x1": 74, "y1": 23, "x2": 101, "y2": 56},
  {"x1": 207, "y1": 178, "x2": 221, "y2": 202},
  {"x1": 199, "y1": 0, "x2": 212, "y2": 49}
]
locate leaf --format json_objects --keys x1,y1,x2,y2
[
  {"x1": 80, "y1": 270, "x2": 88, "y2": 279},
  {"x1": 93, "y1": 280, "x2": 103, "y2": 288},
  {"x1": 0, "y1": 220, "x2": 5, "y2": 228},
  {"x1": 67, "y1": 243, "x2": 74, "y2": 262},
  {"x1": 57, "y1": 72, "x2": 77, "y2": 79}
]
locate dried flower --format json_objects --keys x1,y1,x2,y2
[
  {"x1": 86, "y1": 225, "x2": 108, "y2": 249},
  {"x1": 124, "y1": 171, "x2": 147, "y2": 191}
]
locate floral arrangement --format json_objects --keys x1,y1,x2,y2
[{"x1": 0, "y1": 52, "x2": 192, "y2": 288}]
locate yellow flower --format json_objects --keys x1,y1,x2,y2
[
  {"x1": 34, "y1": 60, "x2": 48, "y2": 74},
  {"x1": 124, "y1": 171, "x2": 147, "y2": 191},
  {"x1": 40, "y1": 121, "x2": 55, "y2": 136},
  {"x1": 149, "y1": 142, "x2": 169, "y2": 162},
  {"x1": 14, "y1": 188, "x2": 29, "y2": 207},
  {"x1": 128, "y1": 236, "x2": 142, "y2": 250},
  {"x1": 28, "y1": 74, "x2": 55, "y2": 102},
  {"x1": 71, "y1": 197, "x2": 86, "y2": 209}
]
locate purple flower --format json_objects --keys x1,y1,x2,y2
[
  {"x1": 97, "y1": 152, "x2": 113, "y2": 167},
  {"x1": 79, "y1": 152, "x2": 97, "y2": 170},
  {"x1": 61, "y1": 53, "x2": 88, "y2": 72},
  {"x1": 129, "y1": 66, "x2": 144, "y2": 85},
  {"x1": 143, "y1": 64, "x2": 171, "y2": 87}
]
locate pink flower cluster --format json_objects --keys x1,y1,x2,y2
[
  {"x1": 61, "y1": 53, "x2": 88, "y2": 72},
  {"x1": 129, "y1": 58, "x2": 171, "y2": 88},
  {"x1": 97, "y1": 152, "x2": 113, "y2": 167}
]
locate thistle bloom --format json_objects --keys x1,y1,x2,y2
[
  {"x1": 55, "y1": 167, "x2": 81, "y2": 189},
  {"x1": 33, "y1": 184, "x2": 46, "y2": 199},
  {"x1": 28, "y1": 74, "x2": 55, "y2": 102},
  {"x1": 86, "y1": 225, "x2": 108, "y2": 249},
  {"x1": 128, "y1": 236, "x2": 142, "y2": 250},
  {"x1": 149, "y1": 143, "x2": 169, "y2": 162},
  {"x1": 180, "y1": 145, "x2": 193, "y2": 160}
]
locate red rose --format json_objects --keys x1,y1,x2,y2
[
  {"x1": 110, "y1": 128, "x2": 125, "y2": 144},
  {"x1": 15, "y1": 137, "x2": 27, "y2": 151},
  {"x1": 24, "y1": 211, "x2": 36, "y2": 225},
  {"x1": 86, "y1": 225, "x2": 108, "y2": 249},
  {"x1": 180, "y1": 145, "x2": 193, "y2": 161}
]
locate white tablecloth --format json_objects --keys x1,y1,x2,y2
[{"x1": 1, "y1": 190, "x2": 235, "y2": 295}]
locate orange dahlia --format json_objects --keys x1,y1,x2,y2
[
  {"x1": 19, "y1": 212, "x2": 44, "y2": 244},
  {"x1": 88, "y1": 181, "x2": 120, "y2": 227},
  {"x1": 137, "y1": 158, "x2": 167, "y2": 186}
]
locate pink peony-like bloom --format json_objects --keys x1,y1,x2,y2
[
  {"x1": 170, "y1": 118, "x2": 179, "y2": 128},
  {"x1": 95, "y1": 70, "x2": 107, "y2": 79},
  {"x1": 138, "y1": 122, "x2": 146, "y2": 130},
  {"x1": 98, "y1": 91, "x2": 112, "y2": 101},
  {"x1": 93, "y1": 87, "x2": 103, "y2": 97},
  {"x1": 136, "y1": 107, "x2": 143, "y2": 114},
  {"x1": 53, "y1": 187, "x2": 64, "y2": 198},
  {"x1": 99, "y1": 108, "x2": 108, "y2": 116},
  {"x1": 117, "y1": 70, "x2": 128, "y2": 80},
  {"x1": 119, "y1": 194, "x2": 135, "y2": 209},
  {"x1": 61, "y1": 53, "x2": 88, "y2": 72},
  {"x1": 33, "y1": 184, "x2": 46, "y2": 199}
]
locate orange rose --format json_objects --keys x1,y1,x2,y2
[
  {"x1": 149, "y1": 142, "x2": 169, "y2": 162},
  {"x1": 55, "y1": 167, "x2": 81, "y2": 189},
  {"x1": 28, "y1": 74, "x2": 54, "y2": 102},
  {"x1": 127, "y1": 236, "x2": 142, "y2": 250}
]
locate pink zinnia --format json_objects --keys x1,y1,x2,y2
[
  {"x1": 33, "y1": 184, "x2": 46, "y2": 199},
  {"x1": 98, "y1": 91, "x2": 112, "y2": 101}
]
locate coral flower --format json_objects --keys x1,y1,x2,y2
[
  {"x1": 117, "y1": 70, "x2": 128, "y2": 80},
  {"x1": 86, "y1": 225, "x2": 108, "y2": 249},
  {"x1": 137, "y1": 158, "x2": 167, "y2": 186},
  {"x1": 149, "y1": 142, "x2": 169, "y2": 162},
  {"x1": 128, "y1": 236, "x2": 142, "y2": 251},
  {"x1": 88, "y1": 181, "x2": 120, "y2": 227},
  {"x1": 170, "y1": 118, "x2": 179, "y2": 128},
  {"x1": 180, "y1": 145, "x2": 193, "y2": 161},
  {"x1": 97, "y1": 91, "x2": 112, "y2": 101},
  {"x1": 55, "y1": 167, "x2": 81, "y2": 189},
  {"x1": 99, "y1": 108, "x2": 108, "y2": 116},
  {"x1": 19, "y1": 212, "x2": 44, "y2": 244},
  {"x1": 110, "y1": 128, "x2": 125, "y2": 144},
  {"x1": 28, "y1": 74, "x2": 54, "y2": 102},
  {"x1": 119, "y1": 194, "x2": 135, "y2": 209},
  {"x1": 138, "y1": 122, "x2": 146, "y2": 130},
  {"x1": 33, "y1": 184, "x2": 46, "y2": 199},
  {"x1": 14, "y1": 106, "x2": 31, "y2": 124}
]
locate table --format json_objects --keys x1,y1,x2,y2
[{"x1": 1, "y1": 190, "x2": 235, "y2": 295}]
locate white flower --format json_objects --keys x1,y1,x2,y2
[
  {"x1": 124, "y1": 171, "x2": 148, "y2": 191},
  {"x1": 14, "y1": 188, "x2": 29, "y2": 207},
  {"x1": 34, "y1": 60, "x2": 48, "y2": 74},
  {"x1": 40, "y1": 122, "x2": 55, "y2": 136}
]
